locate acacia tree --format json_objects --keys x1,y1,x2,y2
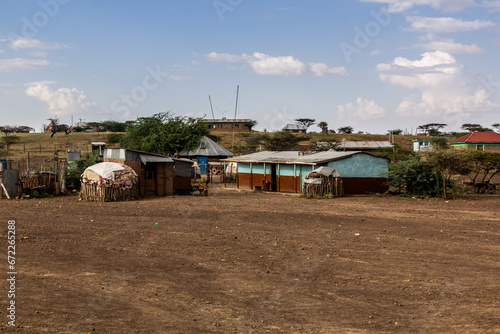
[
  {"x1": 121, "y1": 112, "x2": 207, "y2": 155},
  {"x1": 425, "y1": 149, "x2": 470, "y2": 199},
  {"x1": 337, "y1": 126, "x2": 353, "y2": 134},
  {"x1": 492, "y1": 123, "x2": 500, "y2": 131},
  {"x1": 417, "y1": 123, "x2": 447, "y2": 136},
  {"x1": 295, "y1": 118, "x2": 316, "y2": 131},
  {"x1": 461, "y1": 123, "x2": 492, "y2": 132},
  {"x1": 465, "y1": 151, "x2": 500, "y2": 193}
]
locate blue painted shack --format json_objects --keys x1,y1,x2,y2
[
  {"x1": 223, "y1": 151, "x2": 389, "y2": 194},
  {"x1": 178, "y1": 136, "x2": 233, "y2": 175}
]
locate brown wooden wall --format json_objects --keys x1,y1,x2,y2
[
  {"x1": 341, "y1": 177, "x2": 388, "y2": 194},
  {"x1": 237, "y1": 173, "x2": 301, "y2": 193},
  {"x1": 237, "y1": 173, "x2": 388, "y2": 194}
]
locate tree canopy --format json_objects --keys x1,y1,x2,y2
[
  {"x1": 461, "y1": 123, "x2": 492, "y2": 132},
  {"x1": 295, "y1": 118, "x2": 316, "y2": 130},
  {"x1": 121, "y1": 112, "x2": 207, "y2": 155},
  {"x1": 337, "y1": 126, "x2": 353, "y2": 134}
]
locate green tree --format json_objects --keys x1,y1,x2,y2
[
  {"x1": 1, "y1": 135, "x2": 20, "y2": 151},
  {"x1": 461, "y1": 123, "x2": 492, "y2": 132},
  {"x1": 492, "y1": 123, "x2": 500, "y2": 131},
  {"x1": 317, "y1": 121, "x2": 328, "y2": 134},
  {"x1": 464, "y1": 151, "x2": 500, "y2": 193},
  {"x1": 387, "y1": 129, "x2": 403, "y2": 135},
  {"x1": 102, "y1": 120, "x2": 128, "y2": 132},
  {"x1": 65, "y1": 153, "x2": 100, "y2": 190},
  {"x1": 294, "y1": 118, "x2": 316, "y2": 131},
  {"x1": 121, "y1": 112, "x2": 207, "y2": 155},
  {"x1": 425, "y1": 149, "x2": 470, "y2": 199},
  {"x1": 337, "y1": 126, "x2": 353, "y2": 134},
  {"x1": 388, "y1": 157, "x2": 442, "y2": 197},
  {"x1": 417, "y1": 123, "x2": 447, "y2": 135},
  {"x1": 430, "y1": 136, "x2": 449, "y2": 149},
  {"x1": 243, "y1": 120, "x2": 258, "y2": 131}
]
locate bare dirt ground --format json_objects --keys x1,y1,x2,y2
[{"x1": 1, "y1": 186, "x2": 499, "y2": 333}]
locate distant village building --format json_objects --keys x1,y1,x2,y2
[
  {"x1": 203, "y1": 118, "x2": 253, "y2": 132},
  {"x1": 223, "y1": 151, "x2": 389, "y2": 194},
  {"x1": 413, "y1": 139, "x2": 432, "y2": 152},
  {"x1": 282, "y1": 124, "x2": 307, "y2": 133},
  {"x1": 448, "y1": 132, "x2": 500, "y2": 152}
]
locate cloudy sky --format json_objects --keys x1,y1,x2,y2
[{"x1": 1, "y1": 0, "x2": 499, "y2": 134}]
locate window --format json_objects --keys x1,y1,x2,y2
[{"x1": 477, "y1": 145, "x2": 484, "y2": 151}]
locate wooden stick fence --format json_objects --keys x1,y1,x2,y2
[
  {"x1": 80, "y1": 182, "x2": 139, "y2": 202},
  {"x1": 302, "y1": 177, "x2": 344, "y2": 198}
]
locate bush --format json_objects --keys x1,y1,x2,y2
[
  {"x1": 107, "y1": 133, "x2": 123, "y2": 143},
  {"x1": 65, "y1": 153, "x2": 100, "y2": 191}
]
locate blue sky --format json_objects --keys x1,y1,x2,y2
[{"x1": 1, "y1": 0, "x2": 499, "y2": 134}]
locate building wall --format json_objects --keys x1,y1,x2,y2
[
  {"x1": 206, "y1": 122, "x2": 250, "y2": 132},
  {"x1": 235, "y1": 154, "x2": 388, "y2": 194},
  {"x1": 327, "y1": 154, "x2": 388, "y2": 178},
  {"x1": 451, "y1": 144, "x2": 500, "y2": 152}
]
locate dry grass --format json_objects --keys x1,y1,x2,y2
[{"x1": 3, "y1": 131, "x2": 427, "y2": 162}]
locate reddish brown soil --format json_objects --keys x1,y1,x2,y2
[{"x1": 1, "y1": 187, "x2": 499, "y2": 333}]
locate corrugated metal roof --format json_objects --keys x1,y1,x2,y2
[
  {"x1": 203, "y1": 118, "x2": 252, "y2": 123},
  {"x1": 104, "y1": 148, "x2": 174, "y2": 163},
  {"x1": 448, "y1": 132, "x2": 500, "y2": 144},
  {"x1": 338, "y1": 141, "x2": 393, "y2": 149},
  {"x1": 222, "y1": 150, "x2": 360, "y2": 165},
  {"x1": 179, "y1": 136, "x2": 234, "y2": 157},
  {"x1": 139, "y1": 154, "x2": 173, "y2": 164},
  {"x1": 282, "y1": 124, "x2": 306, "y2": 130}
]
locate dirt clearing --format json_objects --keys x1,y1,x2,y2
[{"x1": 1, "y1": 187, "x2": 499, "y2": 333}]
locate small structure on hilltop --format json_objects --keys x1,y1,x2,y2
[
  {"x1": 282, "y1": 124, "x2": 307, "y2": 133},
  {"x1": 303, "y1": 167, "x2": 343, "y2": 198},
  {"x1": 80, "y1": 162, "x2": 139, "y2": 202}
]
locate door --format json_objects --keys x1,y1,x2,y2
[
  {"x1": 271, "y1": 164, "x2": 277, "y2": 192},
  {"x1": 198, "y1": 156, "x2": 208, "y2": 175},
  {"x1": 144, "y1": 164, "x2": 157, "y2": 195}
]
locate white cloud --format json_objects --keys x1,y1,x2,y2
[
  {"x1": 0, "y1": 58, "x2": 51, "y2": 72},
  {"x1": 377, "y1": 51, "x2": 461, "y2": 89},
  {"x1": 8, "y1": 37, "x2": 69, "y2": 50},
  {"x1": 407, "y1": 16, "x2": 495, "y2": 33},
  {"x1": 416, "y1": 40, "x2": 483, "y2": 54},
  {"x1": 360, "y1": 0, "x2": 499, "y2": 12},
  {"x1": 309, "y1": 63, "x2": 350, "y2": 76},
  {"x1": 25, "y1": 82, "x2": 100, "y2": 116},
  {"x1": 206, "y1": 52, "x2": 348, "y2": 77},
  {"x1": 377, "y1": 51, "x2": 497, "y2": 118},
  {"x1": 250, "y1": 52, "x2": 307, "y2": 76},
  {"x1": 338, "y1": 97, "x2": 386, "y2": 120}
]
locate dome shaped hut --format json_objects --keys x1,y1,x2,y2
[{"x1": 80, "y1": 162, "x2": 139, "y2": 202}]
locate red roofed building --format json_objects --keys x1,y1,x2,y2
[{"x1": 448, "y1": 132, "x2": 500, "y2": 152}]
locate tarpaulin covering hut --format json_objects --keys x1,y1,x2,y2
[
  {"x1": 302, "y1": 167, "x2": 343, "y2": 197},
  {"x1": 80, "y1": 162, "x2": 139, "y2": 202}
]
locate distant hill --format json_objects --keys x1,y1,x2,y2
[{"x1": 2, "y1": 131, "x2": 427, "y2": 161}]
